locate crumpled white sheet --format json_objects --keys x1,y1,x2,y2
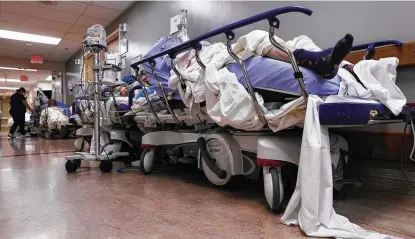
[
  {"x1": 281, "y1": 95, "x2": 398, "y2": 239},
  {"x1": 353, "y1": 57, "x2": 406, "y2": 115},
  {"x1": 40, "y1": 107, "x2": 69, "y2": 129}
]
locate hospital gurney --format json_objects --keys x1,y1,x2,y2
[
  {"x1": 130, "y1": 6, "x2": 411, "y2": 213},
  {"x1": 39, "y1": 101, "x2": 74, "y2": 139}
]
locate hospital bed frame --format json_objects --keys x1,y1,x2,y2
[{"x1": 130, "y1": 6, "x2": 412, "y2": 211}]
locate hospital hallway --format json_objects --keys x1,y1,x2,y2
[{"x1": 0, "y1": 133, "x2": 414, "y2": 239}]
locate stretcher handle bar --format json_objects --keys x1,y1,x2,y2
[
  {"x1": 130, "y1": 6, "x2": 313, "y2": 68},
  {"x1": 226, "y1": 32, "x2": 268, "y2": 126},
  {"x1": 149, "y1": 60, "x2": 181, "y2": 125},
  {"x1": 134, "y1": 68, "x2": 162, "y2": 124},
  {"x1": 351, "y1": 40, "x2": 403, "y2": 52},
  {"x1": 170, "y1": 57, "x2": 187, "y2": 88},
  {"x1": 128, "y1": 85, "x2": 142, "y2": 107},
  {"x1": 268, "y1": 21, "x2": 309, "y2": 101},
  {"x1": 194, "y1": 44, "x2": 206, "y2": 70}
]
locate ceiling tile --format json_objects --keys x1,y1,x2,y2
[
  {"x1": 46, "y1": 48, "x2": 78, "y2": 62},
  {"x1": 23, "y1": 1, "x2": 89, "y2": 15},
  {"x1": 0, "y1": 21, "x2": 67, "y2": 39},
  {"x1": 68, "y1": 25, "x2": 88, "y2": 35},
  {"x1": 75, "y1": 15, "x2": 110, "y2": 27},
  {"x1": 83, "y1": 4, "x2": 121, "y2": 21},
  {"x1": 1, "y1": 1, "x2": 80, "y2": 24},
  {"x1": 1, "y1": 12, "x2": 73, "y2": 32},
  {"x1": 91, "y1": 1, "x2": 134, "y2": 11},
  {"x1": 63, "y1": 33, "x2": 83, "y2": 42},
  {"x1": 59, "y1": 39, "x2": 82, "y2": 47}
]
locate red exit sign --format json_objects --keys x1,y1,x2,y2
[{"x1": 31, "y1": 55, "x2": 43, "y2": 64}]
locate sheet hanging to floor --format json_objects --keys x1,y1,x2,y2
[{"x1": 281, "y1": 95, "x2": 398, "y2": 239}]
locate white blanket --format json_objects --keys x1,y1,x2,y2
[
  {"x1": 40, "y1": 107, "x2": 69, "y2": 128},
  {"x1": 353, "y1": 58, "x2": 406, "y2": 115},
  {"x1": 282, "y1": 95, "x2": 397, "y2": 239}
]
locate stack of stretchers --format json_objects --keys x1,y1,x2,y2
[{"x1": 128, "y1": 6, "x2": 413, "y2": 239}]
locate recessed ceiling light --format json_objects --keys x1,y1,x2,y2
[
  {"x1": 24, "y1": 43, "x2": 33, "y2": 47},
  {"x1": 0, "y1": 29, "x2": 61, "y2": 45},
  {"x1": 0, "y1": 87, "x2": 18, "y2": 90},
  {"x1": 0, "y1": 66, "x2": 38, "y2": 72},
  {"x1": 0, "y1": 79, "x2": 21, "y2": 83}
]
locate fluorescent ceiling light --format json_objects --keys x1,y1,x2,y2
[
  {"x1": 0, "y1": 29, "x2": 61, "y2": 45},
  {"x1": 0, "y1": 79, "x2": 21, "y2": 82},
  {"x1": 0, "y1": 87, "x2": 18, "y2": 90},
  {"x1": 0, "y1": 66, "x2": 37, "y2": 72}
]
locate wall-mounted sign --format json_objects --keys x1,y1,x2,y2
[
  {"x1": 20, "y1": 75, "x2": 28, "y2": 81},
  {"x1": 31, "y1": 55, "x2": 43, "y2": 64}
]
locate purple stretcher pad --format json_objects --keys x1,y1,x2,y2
[{"x1": 319, "y1": 103, "x2": 407, "y2": 125}]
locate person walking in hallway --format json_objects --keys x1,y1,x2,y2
[{"x1": 8, "y1": 87, "x2": 32, "y2": 138}]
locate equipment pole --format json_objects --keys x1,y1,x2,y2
[{"x1": 93, "y1": 51, "x2": 101, "y2": 158}]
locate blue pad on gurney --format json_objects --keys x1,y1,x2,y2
[
  {"x1": 319, "y1": 102, "x2": 406, "y2": 125},
  {"x1": 227, "y1": 56, "x2": 341, "y2": 96}
]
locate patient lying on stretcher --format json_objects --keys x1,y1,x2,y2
[{"x1": 40, "y1": 99, "x2": 69, "y2": 130}]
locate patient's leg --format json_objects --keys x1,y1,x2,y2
[{"x1": 266, "y1": 34, "x2": 354, "y2": 79}]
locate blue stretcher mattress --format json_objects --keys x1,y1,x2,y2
[
  {"x1": 227, "y1": 56, "x2": 341, "y2": 96},
  {"x1": 142, "y1": 37, "x2": 341, "y2": 100}
]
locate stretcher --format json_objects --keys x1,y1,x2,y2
[{"x1": 129, "y1": 6, "x2": 412, "y2": 212}]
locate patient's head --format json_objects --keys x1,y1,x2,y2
[{"x1": 48, "y1": 99, "x2": 56, "y2": 107}]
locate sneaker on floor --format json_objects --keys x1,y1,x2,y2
[{"x1": 8, "y1": 133, "x2": 15, "y2": 138}]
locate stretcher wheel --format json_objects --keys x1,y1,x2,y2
[
  {"x1": 99, "y1": 160, "x2": 113, "y2": 173},
  {"x1": 74, "y1": 159, "x2": 82, "y2": 168},
  {"x1": 74, "y1": 138, "x2": 85, "y2": 152},
  {"x1": 263, "y1": 167, "x2": 284, "y2": 212},
  {"x1": 140, "y1": 148, "x2": 156, "y2": 175},
  {"x1": 201, "y1": 136, "x2": 237, "y2": 186},
  {"x1": 65, "y1": 160, "x2": 78, "y2": 173}
]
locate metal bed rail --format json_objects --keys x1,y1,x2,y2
[{"x1": 351, "y1": 40, "x2": 402, "y2": 60}]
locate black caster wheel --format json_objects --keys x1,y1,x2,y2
[
  {"x1": 65, "y1": 160, "x2": 78, "y2": 173},
  {"x1": 74, "y1": 159, "x2": 82, "y2": 168},
  {"x1": 99, "y1": 160, "x2": 113, "y2": 173},
  {"x1": 264, "y1": 167, "x2": 284, "y2": 212}
]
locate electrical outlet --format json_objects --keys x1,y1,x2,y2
[{"x1": 75, "y1": 59, "x2": 81, "y2": 65}]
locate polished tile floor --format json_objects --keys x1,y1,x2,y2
[{"x1": 0, "y1": 132, "x2": 414, "y2": 239}]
